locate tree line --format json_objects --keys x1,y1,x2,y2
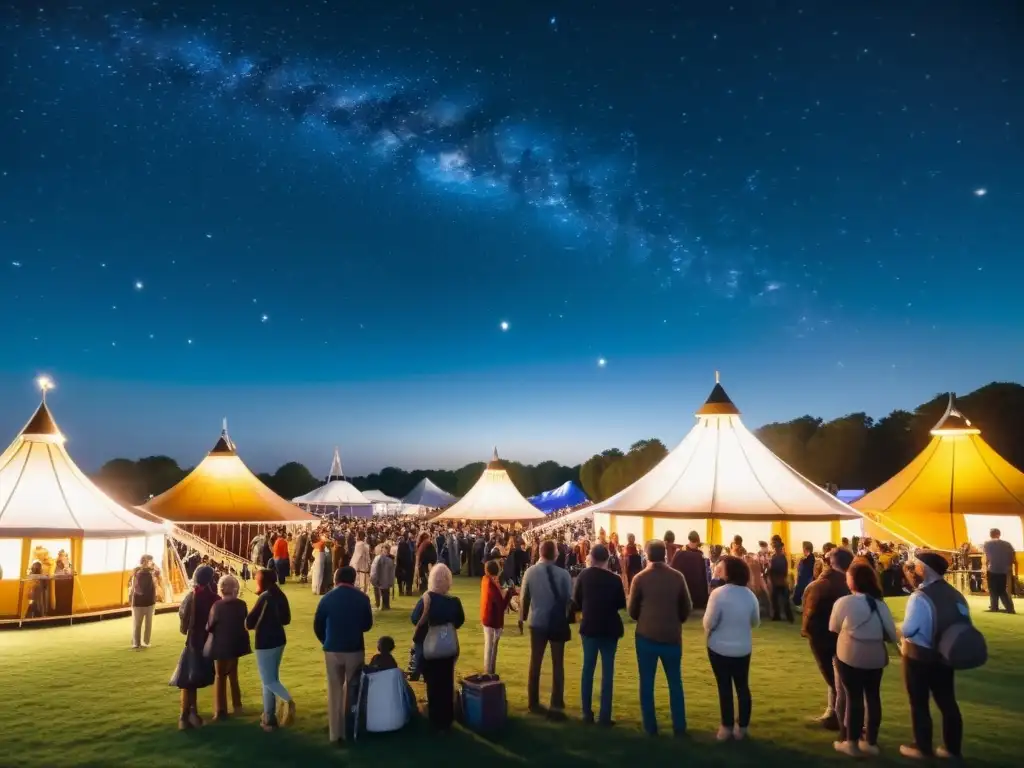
[{"x1": 90, "y1": 382, "x2": 1024, "y2": 508}]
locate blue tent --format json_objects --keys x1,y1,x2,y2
[
  {"x1": 528, "y1": 480, "x2": 589, "y2": 514},
  {"x1": 837, "y1": 489, "x2": 866, "y2": 505}
]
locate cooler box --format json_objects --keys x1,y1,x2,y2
[{"x1": 460, "y1": 674, "x2": 507, "y2": 734}]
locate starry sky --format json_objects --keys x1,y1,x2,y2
[{"x1": 1, "y1": 1, "x2": 1022, "y2": 476}]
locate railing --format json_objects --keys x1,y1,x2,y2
[
  {"x1": 169, "y1": 525, "x2": 254, "y2": 581},
  {"x1": 525, "y1": 507, "x2": 595, "y2": 538}
]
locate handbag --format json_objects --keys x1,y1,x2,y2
[
  {"x1": 543, "y1": 566, "x2": 572, "y2": 643},
  {"x1": 418, "y1": 593, "x2": 459, "y2": 660}
]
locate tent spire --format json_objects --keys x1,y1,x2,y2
[
  {"x1": 487, "y1": 446, "x2": 504, "y2": 470},
  {"x1": 21, "y1": 376, "x2": 62, "y2": 437},
  {"x1": 209, "y1": 418, "x2": 237, "y2": 455},
  {"x1": 696, "y1": 373, "x2": 740, "y2": 416},
  {"x1": 328, "y1": 447, "x2": 344, "y2": 481},
  {"x1": 930, "y1": 392, "x2": 980, "y2": 435}
]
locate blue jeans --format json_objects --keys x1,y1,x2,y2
[
  {"x1": 581, "y1": 636, "x2": 618, "y2": 723},
  {"x1": 635, "y1": 635, "x2": 686, "y2": 735},
  {"x1": 255, "y1": 646, "x2": 291, "y2": 722}
]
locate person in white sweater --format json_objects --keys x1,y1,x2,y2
[
  {"x1": 828, "y1": 562, "x2": 898, "y2": 758},
  {"x1": 703, "y1": 555, "x2": 761, "y2": 741}
]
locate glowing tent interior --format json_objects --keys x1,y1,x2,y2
[
  {"x1": 432, "y1": 448, "x2": 547, "y2": 522},
  {"x1": 0, "y1": 379, "x2": 184, "y2": 621},
  {"x1": 292, "y1": 448, "x2": 373, "y2": 518},
  {"x1": 854, "y1": 394, "x2": 1024, "y2": 554},
  {"x1": 143, "y1": 420, "x2": 316, "y2": 556},
  {"x1": 591, "y1": 375, "x2": 863, "y2": 552},
  {"x1": 401, "y1": 477, "x2": 458, "y2": 515}
]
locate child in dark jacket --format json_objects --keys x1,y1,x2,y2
[{"x1": 369, "y1": 636, "x2": 399, "y2": 670}]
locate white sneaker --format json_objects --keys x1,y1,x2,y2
[
  {"x1": 858, "y1": 741, "x2": 880, "y2": 756},
  {"x1": 733, "y1": 725, "x2": 748, "y2": 741},
  {"x1": 716, "y1": 725, "x2": 732, "y2": 741},
  {"x1": 833, "y1": 740, "x2": 862, "y2": 757}
]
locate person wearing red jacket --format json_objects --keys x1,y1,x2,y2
[{"x1": 481, "y1": 559, "x2": 511, "y2": 674}]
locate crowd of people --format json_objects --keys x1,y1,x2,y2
[{"x1": 150, "y1": 514, "x2": 1013, "y2": 760}]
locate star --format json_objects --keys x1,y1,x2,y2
[
  {"x1": 186, "y1": 338, "x2": 193, "y2": 345},
  {"x1": 973, "y1": 187, "x2": 987, "y2": 197},
  {"x1": 597, "y1": 358, "x2": 607, "y2": 367},
  {"x1": 499, "y1": 321, "x2": 509, "y2": 331},
  {"x1": 261, "y1": 314, "x2": 269, "y2": 323},
  {"x1": 134, "y1": 280, "x2": 144, "y2": 290}
]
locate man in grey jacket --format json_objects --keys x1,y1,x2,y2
[{"x1": 519, "y1": 539, "x2": 573, "y2": 720}]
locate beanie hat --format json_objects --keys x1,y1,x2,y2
[{"x1": 916, "y1": 551, "x2": 949, "y2": 576}]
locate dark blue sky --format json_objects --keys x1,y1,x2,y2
[{"x1": 1, "y1": 1, "x2": 1021, "y2": 475}]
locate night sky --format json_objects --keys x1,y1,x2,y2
[{"x1": 1, "y1": 2, "x2": 1021, "y2": 475}]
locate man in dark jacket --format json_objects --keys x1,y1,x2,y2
[
  {"x1": 292, "y1": 529, "x2": 311, "y2": 584},
  {"x1": 801, "y1": 547, "x2": 853, "y2": 730},
  {"x1": 396, "y1": 534, "x2": 414, "y2": 596},
  {"x1": 768, "y1": 537, "x2": 793, "y2": 622},
  {"x1": 314, "y1": 566, "x2": 373, "y2": 745},
  {"x1": 670, "y1": 531, "x2": 710, "y2": 610},
  {"x1": 129, "y1": 554, "x2": 158, "y2": 649},
  {"x1": 572, "y1": 544, "x2": 626, "y2": 725}
]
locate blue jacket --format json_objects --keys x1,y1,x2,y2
[{"x1": 314, "y1": 584, "x2": 373, "y2": 653}]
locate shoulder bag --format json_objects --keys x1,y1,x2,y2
[{"x1": 419, "y1": 593, "x2": 459, "y2": 660}]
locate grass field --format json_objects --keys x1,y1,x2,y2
[{"x1": 0, "y1": 578, "x2": 1020, "y2": 767}]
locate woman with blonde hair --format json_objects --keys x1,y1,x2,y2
[
  {"x1": 205, "y1": 574, "x2": 252, "y2": 720},
  {"x1": 411, "y1": 564, "x2": 465, "y2": 731}
]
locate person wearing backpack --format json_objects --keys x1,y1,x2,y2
[
  {"x1": 129, "y1": 554, "x2": 158, "y2": 649},
  {"x1": 899, "y1": 550, "x2": 982, "y2": 760}
]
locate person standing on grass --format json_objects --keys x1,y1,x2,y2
[
  {"x1": 628, "y1": 539, "x2": 692, "y2": 737},
  {"x1": 246, "y1": 568, "x2": 295, "y2": 732},
  {"x1": 671, "y1": 531, "x2": 710, "y2": 610},
  {"x1": 129, "y1": 554, "x2": 158, "y2": 649},
  {"x1": 703, "y1": 555, "x2": 760, "y2": 741},
  {"x1": 369, "y1": 543, "x2": 396, "y2": 611},
  {"x1": 481, "y1": 559, "x2": 512, "y2": 675},
  {"x1": 829, "y1": 562, "x2": 898, "y2": 757},
  {"x1": 983, "y1": 528, "x2": 1017, "y2": 614},
  {"x1": 396, "y1": 532, "x2": 414, "y2": 596},
  {"x1": 793, "y1": 541, "x2": 816, "y2": 607},
  {"x1": 572, "y1": 543, "x2": 626, "y2": 727},
  {"x1": 271, "y1": 532, "x2": 290, "y2": 584},
  {"x1": 898, "y1": 551, "x2": 967, "y2": 761},
  {"x1": 314, "y1": 566, "x2": 373, "y2": 747},
  {"x1": 767, "y1": 535, "x2": 793, "y2": 622},
  {"x1": 801, "y1": 547, "x2": 853, "y2": 731},
  {"x1": 411, "y1": 564, "x2": 465, "y2": 732},
  {"x1": 350, "y1": 531, "x2": 372, "y2": 594},
  {"x1": 520, "y1": 539, "x2": 574, "y2": 721},
  {"x1": 171, "y1": 564, "x2": 219, "y2": 730},
  {"x1": 205, "y1": 574, "x2": 251, "y2": 721}
]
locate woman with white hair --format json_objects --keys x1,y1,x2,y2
[
  {"x1": 205, "y1": 574, "x2": 252, "y2": 720},
  {"x1": 410, "y1": 564, "x2": 465, "y2": 731}
]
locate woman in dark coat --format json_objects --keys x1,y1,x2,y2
[
  {"x1": 246, "y1": 568, "x2": 294, "y2": 732},
  {"x1": 411, "y1": 564, "x2": 466, "y2": 731},
  {"x1": 171, "y1": 564, "x2": 219, "y2": 729},
  {"x1": 206, "y1": 574, "x2": 252, "y2": 720}
]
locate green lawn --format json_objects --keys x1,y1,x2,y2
[{"x1": 0, "y1": 579, "x2": 1020, "y2": 767}]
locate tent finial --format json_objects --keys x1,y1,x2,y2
[
  {"x1": 715, "y1": 370, "x2": 720, "y2": 384},
  {"x1": 37, "y1": 375, "x2": 55, "y2": 403}
]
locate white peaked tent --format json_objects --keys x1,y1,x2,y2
[
  {"x1": 0, "y1": 381, "x2": 182, "y2": 619},
  {"x1": 292, "y1": 448, "x2": 374, "y2": 517},
  {"x1": 592, "y1": 376, "x2": 863, "y2": 552},
  {"x1": 433, "y1": 448, "x2": 547, "y2": 522},
  {"x1": 401, "y1": 477, "x2": 459, "y2": 515}
]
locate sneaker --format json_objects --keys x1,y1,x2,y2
[
  {"x1": 816, "y1": 713, "x2": 840, "y2": 731},
  {"x1": 212, "y1": 711, "x2": 229, "y2": 722},
  {"x1": 716, "y1": 725, "x2": 732, "y2": 741},
  {"x1": 858, "y1": 741, "x2": 880, "y2": 756},
  {"x1": 260, "y1": 714, "x2": 278, "y2": 733},
  {"x1": 935, "y1": 747, "x2": 959, "y2": 760},
  {"x1": 733, "y1": 725, "x2": 748, "y2": 741},
  {"x1": 833, "y1": 740, "x2": 861, "y2": 757},
  {"x1": 178, "y1": 717, "x2": 191, "y2": 731},
  {"x1": 187, "y1": 711, "x2": 204, "y2": 729},
  {"x1": 582, "y1": 713, "x2": 595, "y2": 725},
  {"x1": 899, "y1": 745, "x2": 929, "y2": 760}
]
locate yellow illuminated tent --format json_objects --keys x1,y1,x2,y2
[
  {"x1": 591, "y1": 376, "x2": 864, "y2": 552},
  {"x1": 432, "y1": 448, "x2": 546, "y2": 523},
  {"x1": 854, "y1": 394, "x2": 1024, "y2": 552},
  {"x1": 0, "y1": 381, "x2": 183, "y2": 621},
  {"x1": 143, "y1": 421, "x2": 317, "y2": 556}
]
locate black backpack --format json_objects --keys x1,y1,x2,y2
[
  {"x1": 921, "y1": 592, "x2": 988, "y2": 670},
  {"x1": 133, "y1": 568, "x2": 155, "y2": 601}
]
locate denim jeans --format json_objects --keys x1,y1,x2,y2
[
  {"x1": 581, "y1": 635, "x2": 618, "y2": 723},
  {"x1": 255, "y1": 645, "x2": 291, "y2": 721},
  {"x1": 635, "y1": 635, "x2": 686, "y2": 735}
]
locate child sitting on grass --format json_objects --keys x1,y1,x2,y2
[{"x1": 368, "y1": 636, "x2": 398, "y2": 670}]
